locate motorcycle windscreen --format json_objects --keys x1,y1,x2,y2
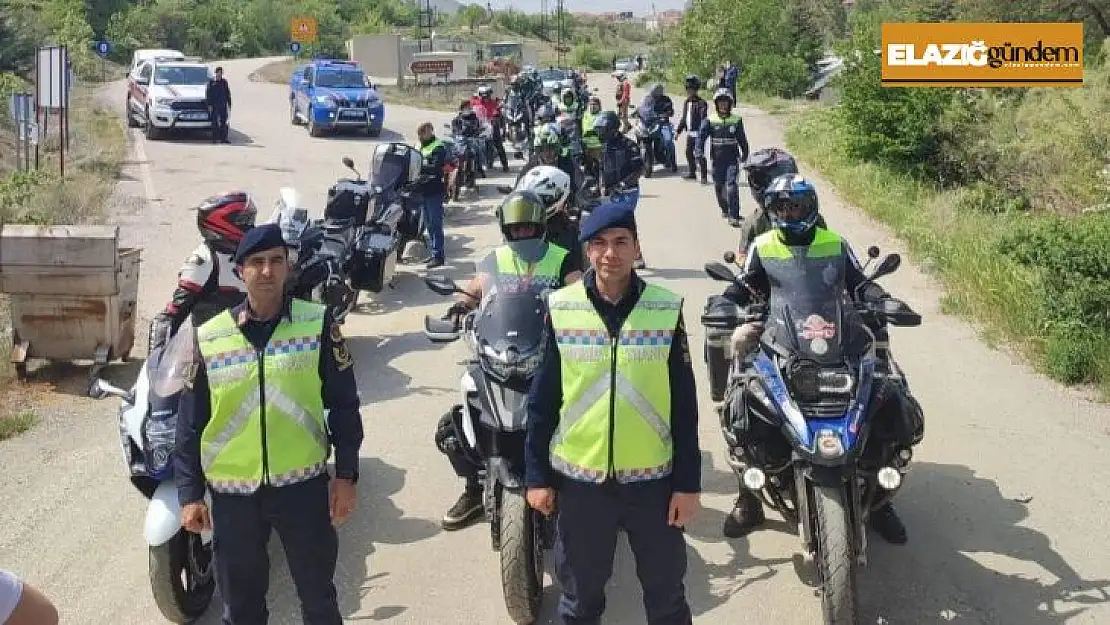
[
  {"x1": 764, "y1": 282, "x2": 871, "y2": 366},
  {"x1": 371, "y1": 144, "x2": 414, "y2": 191},
  {"x1": 473, "y1": 291, "x2": 549, "y2": 386}
]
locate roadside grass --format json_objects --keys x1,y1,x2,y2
[
  {"x1": 785, "y1": 107, "x2": 1110, "y2": 399},
  {"x1": 0, "y1": 410, "x2": 36, "y2": 442},
  {"x1": 250, "y1": 58, "x2": 463, "y2": 113}
]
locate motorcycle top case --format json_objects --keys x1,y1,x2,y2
[
  {"x1": 745, "y1": 148, "x2": 799, "y2": 203},
  {"x1": 349, "y1": 229, "x2": 398, "y2": 292},
  {"x1": 325, "y1": 180, "x2": 372, "y2": 224}
]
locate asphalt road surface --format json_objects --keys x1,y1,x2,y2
[{"x1": 2, "y1": 57, "x2": 1109, "y2": 624}]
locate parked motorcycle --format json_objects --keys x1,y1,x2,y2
[
  {"x1": 700, "y1": 247, "x2": 922, "y2": 624},
  {"x1": 422, "y1": 276, "x2": 553, "y2": 625},
  {"x1": 445, "y1": 123, "x2": 480, "y2": 202},
  {"x1": 632, "y1": 109, "x2": 678, "y2": 177},
  {"x1": 89, "y1": 321, "x2": 215, "y2": 624}
]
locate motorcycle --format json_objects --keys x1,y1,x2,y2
[
  {"x1": 700, "y1": 247, "x2": 922, "y2": 624},
  {"x1": 89, "y1": 321, "x2": 215, "y2": 624},
  {"x1": 445, "y1": 123, "x2": 480, "y2": 202},
  {"x1": 502, "y1": 94, "x2": 532, "y2": 160},
  {"x1": 632, "y1": 109, "x2": 678, "y2": 177},
  {"x1": 422, "y1": 276, "x2": 553, "y2": 625}
]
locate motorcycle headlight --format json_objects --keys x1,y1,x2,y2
[
  {"x1": 815, "y1": 429, "x2": 844, "y2": 459},
  {"x1": 788, "y1": 359, "x2": 821, "y2": 401},
  {"x1": 480, "y1": 344, "x2": 543, "y2": 380}
]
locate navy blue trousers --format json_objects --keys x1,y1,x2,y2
[
  {"x1": 713, "y1": 159, "x2": 740, "y2": 220},
  {"x1": 210, "y1": 475, "x2": 341, "y2": 625},
  {"x1": 554, "y1": 479, "x2": 692, "y2": 625}
]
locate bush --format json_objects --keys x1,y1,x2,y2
[
  {"x1": 570, "y1": 44, "x2": 610, "y2": 71},
  {"x1": 738, "y1": 54, "x2": 810, "y2": 98},
  {"x1": 998, "y1": 212, "x2": 1110, "y2": 383}
]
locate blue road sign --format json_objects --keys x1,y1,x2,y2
[
  {"x1": 95, "y1": 40, "x2": 111, "y2": 57},
  {"x1": 290, "y1": 42, "x2": 302, "y2": 54}
]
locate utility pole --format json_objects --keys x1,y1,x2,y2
[
  {"x1": 556, "y1": 0, "x2": 567, "y2": 67},
  {"x1": 540, "y1": 0, "x2": 548, "y2": 39}
]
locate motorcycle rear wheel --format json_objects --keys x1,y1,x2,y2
[
  {"x1": 500, "y1": 489, "x2": 543, "y2": 625},
  {"x1": 813, "y1": 485, "x2": 858, "y2": 625},
  {"x1": 149, "y1": 529, "x2": 215, "y2": 624},
  {"x1": 643, "y1": 142, "x2": 654, "y2": 178}
]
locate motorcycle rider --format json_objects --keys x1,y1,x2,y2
[
  {"x1": 736, "y1": 147, "x2": 825, "y2": 257},
  {"x1": 594, "y1": 111, "x2": 646, "y2": 270},
  {"x1": 435, "y1": 190, "x2": 583, "y2": 529},
  {"x1": 471, "y1": 85, "x2": 510, "y2": 173},
  {"x1": 718, "y1": 174, "x2": 918, "y2": 545},
  {"x1": 696, "y1": 88, "x2": 749, "y2": 228},
  {"x1": 149, "y1": 191, "x2": 257, "y2": 350},
  {"x1": 517, "y1": 165, "x2": 585, "y2": 275},
  {"x1": 515, "y1": 125, "x2": 579, "y2": 198},
  {"x1": 451, "y1": 100, "x2": 484, "y2": 186},
  {"x1": 676, "y1": 74, "x2": 709, "y2": 184},
  {"x1": 580, "y1": 95, "x2": 604, "y2": 179}
]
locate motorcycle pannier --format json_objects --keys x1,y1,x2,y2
[{"x1": 349, "y1": 230, "x2": 398, "y2": 292}]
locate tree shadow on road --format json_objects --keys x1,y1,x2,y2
[
  {"x1": 347, "y1": 331, "x2": 452, "y2": 405},
  {"x1": 333, "y1": 456, "x2": 442, "y2": 620},
  {"x1": 860, "y1": 461, "x2": 1110, "y2": 624}
]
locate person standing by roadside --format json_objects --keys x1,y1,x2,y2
[
  {"x1": 205, "y1": 66, "x2": 232, "y2": 144},
  {"x1": 414, "y1": 122, "x2": 449, "y2": 269},
  {"x1": 0, "y1": 569, "x2": 58, "y2": 625},
  {"x1": 525, "y1": 202, "x2": 702, "y2": 625},
  {"x1": 174, "y1": 224, "x2": 364, "y2": 625},
  {"x1": 675, "y1": 74, "x2": 708, "y2": 184},
  {"x1": 614, "y1": 70, "x2": 632, "y2": 133}
]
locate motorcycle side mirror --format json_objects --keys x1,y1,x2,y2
[
  {"x1": 869, "y1": 253, "x2": 901, "y2": 281},
  {"x1": 89, "y1": 378, "x2": 129, "y2": 400},
  {"x1": 496, "y1": 184, "x2": 514, "y2": 194},
  {"x1": 341, "y1": 156, "x2": 361, "y2": 180},
  {"x1": 424, "y1": 276, "x2": 461, "y2": 295},
  {"x1": 867, "y1": 245, "x2": 881, "y2": 259},
  {"x1": 722, "y1": 251, "x2": 737, "y2": 264},
  {"x1": 704, "y1": 262, "x2": 736, "y2": 283}
]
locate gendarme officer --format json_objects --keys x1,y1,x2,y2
[
  {"x1": 174, "y1": 223, "x2": 365, "y2": 625},
  {"x1": 525, "y1": 202, "x2": 702, "y2": 625}
]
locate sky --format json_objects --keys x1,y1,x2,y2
[{"x1": 457, "y1": 0, "x2": 689, "y2": 15}]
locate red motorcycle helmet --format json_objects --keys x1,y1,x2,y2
[{"x1": 196, "y1": 191, "x2": 257, "y2": 255}]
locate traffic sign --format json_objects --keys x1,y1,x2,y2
[
  {"x1": 410, "y1": 59, "x2": 454, "y2": 76},
  {"x1": 291, "y1": 16, "x2": 318, "y2": 43},
  {"x1": 290, "y1": 42, "x2": 302, "y2": 54},
  {"x1": 94, "y1": 40, "x2": 111, "y2": 57}
]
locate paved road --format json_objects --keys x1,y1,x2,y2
[{"x1": 2, "y1": 57, "x2": 1110, "y2": 624}]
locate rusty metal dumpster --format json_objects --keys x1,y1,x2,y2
[{"x1": 0, "y1": 224, "x2": 141, "y2": 381}]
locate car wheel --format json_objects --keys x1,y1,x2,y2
[
  {"x1": 307, "y1": 109, "x2": 324, "y2": 137},
  {"x1": 290, "y1": 99, "x2": 299, "y2": 125},
  {"x1": 144, "y1": 107, "x2": 160, "y2": 140},
  {"x1": 126, "y1": 96, "x2": 140, "y2": 128}
]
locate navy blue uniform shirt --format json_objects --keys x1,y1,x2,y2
[
  {"x1": 174, "y1": 296, "x2": 364, "y2": 505},
  {"x1": 525, "y1": 269, "x2": 702, "y2": 493}
]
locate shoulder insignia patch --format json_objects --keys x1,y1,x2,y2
[{"x1": 330, "y1": 323, "x2": 353, "y2": 371}]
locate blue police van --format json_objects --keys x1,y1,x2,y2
[{"x1": 289, "y1": 59, "x2": 385, "y2": 137}]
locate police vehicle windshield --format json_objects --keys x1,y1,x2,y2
[
  {"x1": 154, "y1": 66, "x2": 209, "y2": 86},
  {"x1": 316, "y1": 70, "x2": 368, "y2": 89}
]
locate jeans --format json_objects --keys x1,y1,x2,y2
[{"x1": 422, "y1": 193, "x2": 446, "y2": 261}]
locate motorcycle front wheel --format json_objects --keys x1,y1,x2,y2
[
  {"x1": 149, "y1": 529, "x2": 215, "y2": 623},
  {"x1": 813, "y1": 485, "x2": 858, "y2": 625},
  {"x1": 500, "y1": 488, "x2": 544, "y2": 625}
]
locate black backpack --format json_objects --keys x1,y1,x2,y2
[{"x1": 744, "y1": 148, "x2": 798, "y2": 207}]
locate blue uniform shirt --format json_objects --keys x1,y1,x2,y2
[{"x1": 525, "y1": 269, "x2": 702, "y2": 493}]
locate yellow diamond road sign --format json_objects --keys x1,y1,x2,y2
[{"x1": 291, "y1": 16, "x2": 318, "y2": 43}]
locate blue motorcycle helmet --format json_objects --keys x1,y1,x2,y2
[{"x1": 762, "y1": 173, "x2": 820, "y2": 234}]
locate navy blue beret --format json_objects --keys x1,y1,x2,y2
[
  {"x1": 578, "y1": 201, "x2": 638, "y2": 243},
  {"x1": 233, "y1": 223, "x2": 291, "y2": 265}
]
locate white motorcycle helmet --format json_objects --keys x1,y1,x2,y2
[{"x1": 517, "y1": 165, "x2": 571, "y2": 217}]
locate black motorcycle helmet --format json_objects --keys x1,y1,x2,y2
[
  {"x1": 592, "y1": 111, "x2": 620, "y2": 142},
  {"x1": 196, "y1": 191, "x2": 257, "y2": 255},
  {"x1": 684, "y1": 74, "x2": 701, "y2": 91},
  {"x1": 712, "y1": 88, "x2": 734, "y2": 114}
]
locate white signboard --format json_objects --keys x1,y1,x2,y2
[{"x1": 37, "y1": 46, "x2": 72, "y2": 109}]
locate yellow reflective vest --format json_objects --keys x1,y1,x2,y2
[
  {"x1": 196, "y1": 299, "x2": 329, "y2": 494},
  {"x1": 547, "y1": 281, "x2": 682, "y2": 483}
]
